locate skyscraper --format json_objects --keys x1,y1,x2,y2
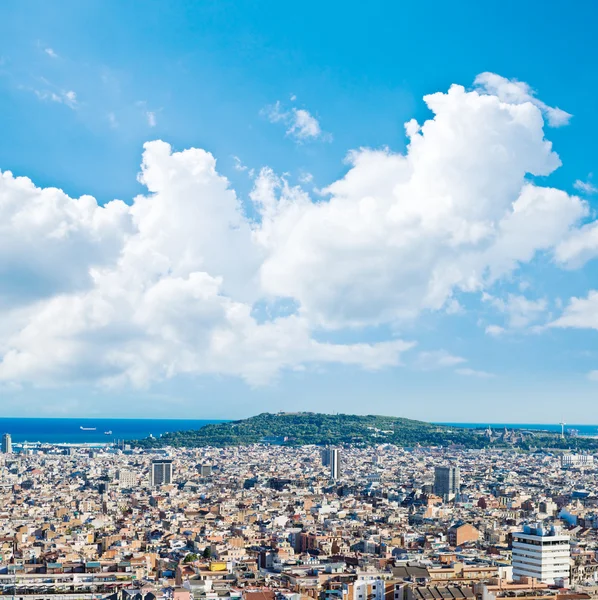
[
  {"x1": 2, "y1": 433, "x2": 12, "y2": 454},
  {"x1": 150, "y1": 459, "x2": 173, "y2": 487},
  {"x1": 322, "y1": 447, "x2": 341, "y2": 480},
  {"x1": 329, "y1": 448, "x2": 340, "y2": 480},
  {"x1": 433, "y1": 465, "x2": 460, "y2": 498}
]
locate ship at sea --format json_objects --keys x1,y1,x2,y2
[
  {"x1": 104, "y1": 431, "x2": 112, "y2": 435},
  {"x1": 80, "y1": 426, "x2": 97, "y2": 431}
]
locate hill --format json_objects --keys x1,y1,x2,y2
[{"x1": 135, "y1": 412, "x2": 477, "y2": 448}]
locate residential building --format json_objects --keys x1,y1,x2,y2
[{"x1": 512, "y1": 524, "x2": 570, "y2": 585}]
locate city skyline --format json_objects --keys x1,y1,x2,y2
[{"x1": 2, "y1": 1, "x2": 598, "y2": 420}]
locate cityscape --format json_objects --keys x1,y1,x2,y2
[
  {"x1": 0, "y1": 426, "x2": 598, "y2": 600},
  {"x1": 2, "y1": 5, "x2": 598, "y2": 600}
]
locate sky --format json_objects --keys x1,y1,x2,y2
[{"x1": 1, "y1": 0, "x2": 598, "y2": 422}]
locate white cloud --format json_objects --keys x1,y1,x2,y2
[
  {"x1": 146, "y1": 111, "x2": 157, "y2": 127},
  {"x1": 257, "y1": 82, "x2": 584, "y2": 329},
  {"x1": 232, "y1": 156, "x2": 248, "y2": 172},
  {"x1": 298, "y1": 171, "x2": 313, "y2": 184},
  {"x1": 1, "y1": 72, "x2": 596, "y2": 390},
  {"x1": 474, "y1": 72, "x2": 571, "y2": 127},
  {"x1": 555, "y1": 222, "x2": 598, "y2": 268},
  {"x1": 44, "y1": 48, "x2": 58, "y2": 59},
  {"x1": 0, "y1": 142, "x2": 413, "y2": 387},
  {"x1": 550, "y1": 290, "x2": 598, "y2": 330},
  {"x1": 483, "y1": 293, "x2": 547, "y2": 329},
  {"x1": 485, "y1": 324, "x2": 506, "y2": 337},
  {"x1": 574, "y1": 179, "x2": 598, "y2": 195},
  {"x1": 289, "y1": 109, "x2": 321, "y2": 140},
  {"x1": 455, "y1": 368, "x2": 495, "y2": 378},
  {"x1": 262, "y1": 101, "x2": 329, "y2": 142},
  {"x1": 415, "y1": 350, "x2": 466, "y2": 370},
  {"x1": 34, "y1": 88, "x2": 77, "y2": 109}
]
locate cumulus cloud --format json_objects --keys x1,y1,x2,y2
[
  {"x1": 550, "y1": 291, "x2": 598, "y2": 330},
  {"x1": 44, "y1": 48, "x2": 58, "y2": 59},
  {"x1": 256, "y1": 82, "x2": 584, "y2": 328},
  {"x1": 0, "y1": 142, "x2": 412, "y2": 387},
  {"x1": 0, "y1": 72, "x2": 593, "y2": 389},
  {"x1": 555, "y1": 222, "x2": 598, "y2": 268},
  {"x1": 262, "y1": 101, "x2": 329, "y2": 142},
  {"x1": 475, "y1": 72, "x2": 571, "y2": 127}
]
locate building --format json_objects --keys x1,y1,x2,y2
[
  {"x1": 1, "y1": 433, "x2": 12, "y2": 454},
  {"x1": 512, "y1": 523, "x2": 571, "y2": 585},
  {"x1": 117, "y1": 469, "x2": 137, "y2": 488},
  {"x1": 198, "y1": 464, "x2": 212, "y2": 477},
  {"x1": 150, "y1": 458, "x2": 173, "y2": 487},
  {"x1": 434, "y1": 466, "x2": 460, "y2": 498},
  {"x1": 322, "y1": 447, "x2": 341, "y2": 480},
  {"x1": 561, "y1": 453, "x2": 594, "y2": 468},
  {"x1": 447, "y1": 522, "x2": 480, "y2": 547}
]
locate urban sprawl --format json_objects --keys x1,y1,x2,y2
[{"x1": 0, "y1": 432, "x2": 597, "y2": 600}]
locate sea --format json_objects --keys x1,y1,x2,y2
[
  {"x1": 0, "y1": 418, "x2": 224, "y2": 445},
  {"x1": 1, "y1": 418, "x2": 597, "y2": 445}
]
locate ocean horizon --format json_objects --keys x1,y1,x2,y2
[
  {"x1": 0, "y1": 417, "x2": 596, "y2": 444},
  {"x1": 0, "y1": 418, "x2": 225, "y2": 444}
]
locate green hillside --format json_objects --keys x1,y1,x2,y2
[{"x1": 135, "y1": 411, "x2": 467, "y2": 448}]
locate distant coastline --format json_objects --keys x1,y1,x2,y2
[
  {"x1": 438, "y1": 422, "x2": 598, "y2": 437},
  {"x1": 0, "y1": 418, "x2": 225, "y2": 444},
  {"x1": 1, "y1": 417, "x2": 597, "y2": 445}
]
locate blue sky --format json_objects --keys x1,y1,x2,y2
[{"x1": 1, "y1": 0, "x2": 598, "y2": 422}]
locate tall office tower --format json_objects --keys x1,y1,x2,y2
[
  {"x1": 2, "y1": 434, "x2": 12, "y2": 454},
  {"x1": 433, "y1": 466, "x2": 460, "y2": 498},
  {"x1": 321, "y1": 446, "x2": 341, "y2": 479},
  {"x1": 329, "y1": 448, "x2": 341, "y2": 480},
  {"x1": 150, "y1": 459, "x2": 173, "y2": 487},
  {"x1": 512, "y1": 524, "x2": 570, "y2": 585}
]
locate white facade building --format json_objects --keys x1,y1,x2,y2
[
  {"x1": 117, "y1": 469, "x2": 137, "y2": 488},
  {"x1": 512, "y1": 524, "x2": 570, "y2": 585},
  {"x1": 561, "y1": 453, "x2": 594, "y2": 468}
]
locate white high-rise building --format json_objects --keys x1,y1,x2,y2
[
  {"x1": 512, "y1": 524, "x2": 570, "y2": 585},
  {"x1": 321, "y1": 447, "x2": 341, "y2": 480}
]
